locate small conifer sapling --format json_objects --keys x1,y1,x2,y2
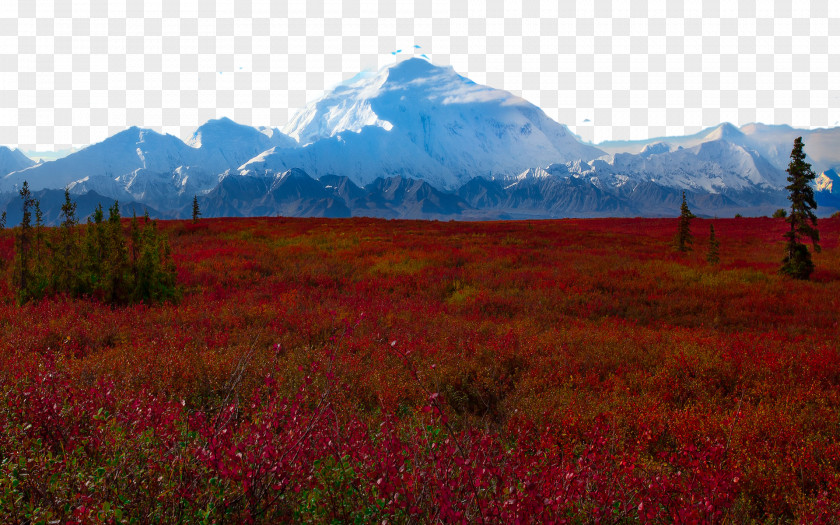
[
  {"x1": 192, "y1": 195, "x2": 201, "y2": 223},
  {"x1": 675, "y1": 191, "x2": 695, "y2": 252},
  {"x1": 707, "y1": 224, "x2": 720, "y2": 264}
]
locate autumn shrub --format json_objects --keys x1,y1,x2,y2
[{"x1": 1, "y1": 216, "x2": 840, "y2": 522}]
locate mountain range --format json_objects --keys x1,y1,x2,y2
[{"x1": 1, "y1": 57, "x2": 839, "y2": 223}]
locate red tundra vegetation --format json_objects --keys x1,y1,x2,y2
[{"x1": 1, "y1": 216, "x2": 839, "y2": 523}]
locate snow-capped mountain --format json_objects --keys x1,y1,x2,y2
[
  {"x1": 599, "y1": 122, "x2": 840, "y2": 176},
  {"x1": 241, "y1": 58, "x2": 605, "y2": 189},
  {"x1": 585, "y1": 139, "x2": 788, "y2": 193},
  {"x1": 0, "y1": 147, "x2": 36, "y2": 177},
  {"x1": 1, "y1": 120, "x2": 297, "y2": 207},
  {"x1": 2, "y1": 57, "x2": 840, "y2": 219},
  {"x1": 816, "y1": 168, "x2": 839, "y2": 194},
  {"x1": 187, "y1": 117, "x2": 297, "y2": 171},
  {"x1": 815, "y1": 168, "x2": 840, "y2": 211},
  {"x1": 1, "y1": 127, "x2": 194, "y2": 193},
  {"x1": 597, "y1": 123, "x2": 750, "y2": 155},
  {"x1": 482, "y1": 137, "x2": 790, "y2": 217},
  {"x1": 740, "y1": 124, "x2": 840, "y2": 174}
]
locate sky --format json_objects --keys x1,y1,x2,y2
[{"x1": 0, "y1": 0, "x2": 839, "y2": 152}]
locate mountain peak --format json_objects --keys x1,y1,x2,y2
[
  {"x1": 383, "y1": 56, "x2": 448, "y2": 82},
  {"x1": 189, "y1": 117, "x2": 256, "y2": 148},
  {"x1": 741, "y1": 122, "x2": 795, "y2": 134},
  {"x1": 281, "y1": 58, "x2": 524, "y2": 146},
  {"x1": 279, "y1": 168, "x2": 311, "y2": 180},
  {"x1": 273, "y1": 58, "x2": 604, "y2": 188},
  {"x1": 0, "y1": 146, "x2": 36, "y2": 176},
  {"x1": 109, "y1": 126, "x2": 164, "y2": 144},
  {"x1": 640, "y1": 142, "x2": 673, "y2": 157},
  {"x1": 196, "y1": 116, "x2": 237, "y2": 129},
  {"x1": 705, "y1": 122, "x2": 744, "y2": 142}
]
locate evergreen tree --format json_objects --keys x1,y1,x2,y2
[
  {"x1": 51, "y1": 189, "x2": 80, "y2": 293},
  {"x1": 13, "y1": 182, "x2": 35, "y2": 302},
  {"x1": 0, "y1": 211, "x2": 6, "y2": 272},
  {"x1": 82, "y1": 203, "x2": 107, "y2": 295},
  {"x1": 675, "y1": 191, "x2": 695, "y2": 252},
  {"x1": 60, "y1": 188, "x2": 78, "y2": 229},
  {"x1": 129, "y1": 212, "x2": 140, "y2": 290},
  {"x1": 7, "y1": 194, "x2": 180, "y2": 305},
  {"x1": 781, "y1": 137, "x2": 820, "y2": 279},
  {"x1": 103, "y1": 201, "x2": 129, "y2": 303},
  {"x1": 34, "y1": 199, "x2": 43, "y2": 254},
  {"x1": 93, "y1": 203, "x2": 104, "y2": 224},
  {"x1": 707, "y1": 224, "x2": 720, "y2": 264},
  {"x1": 134, "y1": 218, "x2": 179, "y2": 303},
  {"x1": 192, "y1": 195, "x2": 201, "y2": 223},
  {"x1": 29, "y1": 198, "x2": 48, "y2": 298}
]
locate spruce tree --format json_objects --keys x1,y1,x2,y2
[
  {"x1": 52, "y1": 189, "x2": 80, "y2": 293},
  {"x1": 192, "y1": 195, "x2": 201, "y2": 223},
  {"x1": 13, "y1": 182, "x2": 35, "y2": 302},
  {"x1": 781, "y1": 137, "x2": 820, "y2": 279},
  {"x1": 675, "y1": 191, "x2": 695, "y2": 252},
  {"x1": 129, "y1": 212, "x2": 140, "y2": 289},
  {"x1": 103, "y1": 201, "x2": 129, "y2": 303},
  {"x1": 134, "y1": 219, "x2": 157, "y2": 301},
  {"x1": 7, "y1": 193, "x2": 180, "y2": 305},
  {"x1": 34, "y1": 199, "x2": 43, "y2": 254},
  {"x1": 60, "y1": 188, "x2": 78, "y2": 229},
  {"x1": 134, "y1": 218, "x2": 179, "y2": 302},
  {"x1": 82, "y1": 203, "x2": 106, "y2": 295},
  {"x1": 707, "y1": 224, "x2": 720, "y2": 264},
  {"x1": 157, "y1": 227, "x2": 179, "y2": 301},
  {"x1": 29, "y1": 199, "x2": 48, "y2": 298},
  {"x1": 0, "y1": 211, "x2": 5, "y2": 272}
]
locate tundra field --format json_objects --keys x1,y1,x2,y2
[{"x1": 2, "y1": 216, "x2": 840, "y2": 523}]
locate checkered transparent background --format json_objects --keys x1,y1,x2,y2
[{"x1": 1, "y1": 0, "x2": 839, "y2": 151}]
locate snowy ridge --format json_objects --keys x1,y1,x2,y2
[
  {"x1": 0, "y1": 147, "x2": 35, "y2": 177},
  {"x1": 1, "y1": 127, "x2": 193, "y2": 192},
  {"x1": 507, "y1": 138, "x2": 786, "y2": 195},
  {"x1": 1, "y1": 58, "x2": 839, "y2": 218},
  {"x1": 598, "y1": 122, "x2": 840, "y2": 176},
  {"x1": 254, "y1": 57, "x2": 605, "y2": 189},
  {"x1": 1, "y1": 120, "x2": 297, "y2": 206},
  {"x1": 816, "y1": 169, "x2": 840, "y2": 194},
  {"x1": 283, "y1": 71, "x2": 394, "y2": 145}
]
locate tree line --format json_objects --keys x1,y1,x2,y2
[
  {"x1": 675, "y1": 136, "x2": 823, "y2": 280},
  {"x1": 2, "y1": 182, "x2": 179, "y2": 304}
]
